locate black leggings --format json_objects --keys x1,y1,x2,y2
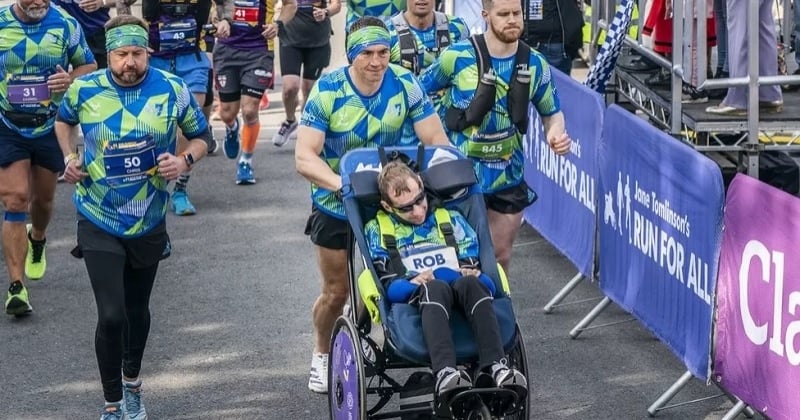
[
  {"x1": 415, "y1": 276, "x2": 504, "y2": 373},
  {"x1": 84, "y1": 251, "x2": 158, "y2": 403}
]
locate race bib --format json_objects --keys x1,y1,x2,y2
[
  {"x1": 7, "y1": 74, "x2": 50, "y2": 106},
  {"x1": 465, "y1": 128, "x2": 517, "y2": 162},
  {"x1": 401, "y1": 246, "x2": 460, "y2": 273},
  {"x1": 233, "y1": 0, "x2": 260, "y2": 26},
  {"x1": 158, "y1": 18, "x2": 198, "y2": 51},
  {"x1": 103, "y1": 137, "x2": 157, "y2": 187}
]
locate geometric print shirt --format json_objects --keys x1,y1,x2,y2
[
  {"x1": 0, "y1": 5, "x2": 95, "y2": 138},
  {"x1": 58, "y1": 67, "x2": 208, "y2": 237}
]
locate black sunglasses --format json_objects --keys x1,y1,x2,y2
[{"x1": 391, "y1": 190, "x2": 427, "y2": 213}]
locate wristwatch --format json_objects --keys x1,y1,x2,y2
[
  {"x1": 181, "y1": 152, "x2": 195, "y2": 169},
  {"x1": 64, "y1": 153, "x2": 78, "y2": 166}
]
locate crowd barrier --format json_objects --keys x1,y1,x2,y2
[{"x1": 522, "y1": 70, "x2": 798, "y2": 418}]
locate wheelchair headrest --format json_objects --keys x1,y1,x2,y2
[
  {"x1": 349, "y1": 169, "x2": 381, "y2": 206},
  {"x1": 421, "y1": 158, "x2": 477, "y2": 201},
  {"x1": 347, "y1": 148, "x2": 477, "y2": 206}
]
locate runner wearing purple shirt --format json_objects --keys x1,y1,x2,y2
[{"x1": 213, "y1": 0, "x2": 296, "y2": 185}]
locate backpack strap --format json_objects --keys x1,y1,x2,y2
[
  {"x1": 509, "y1": 40, "x2": 533, "y2": 134},
  {"x1": 432, "y1": 11, "x2": 451, "y2": 55},
  {"x1": 391, "y1": 13, "x2": 419, "y2": 74},
  {"x1": 469, "y1": 33, "x2": 491, "y2": 78},
  {"x1": 376, "y1": 210, "x2": 406, "y2": 275}
]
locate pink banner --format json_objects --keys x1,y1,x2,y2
[{"x1": 714, "y1": 174, "x2": 800, "y2": 420}]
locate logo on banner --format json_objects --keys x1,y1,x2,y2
[
  {"x1": 602, "y1": 172, "x2": 632, "y2": 243},
  {"x1": 603, "y1": 170, "x2": 711, "y2": 305}
]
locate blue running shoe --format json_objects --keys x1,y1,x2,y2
[
  {"x1": 236, "y1": 161, "x2": 256, "y2": 185},
  {"x1": 123, "y1": 379, "x2": 148, "y2": 420},
  {"x1": 100, "y1": 401, "x2": 124, "y2": 420},
  {"x1": 170, "y1": 190, "x2": 196, "y2": 216},
  {"x1": 224, "y1": 118, "x2": 240, "y2": 159}
]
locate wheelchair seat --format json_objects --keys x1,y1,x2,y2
[{"x1": 341, "y1": 146, "x2": 519, "y2": 366}]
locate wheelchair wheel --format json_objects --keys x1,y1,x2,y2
[
  {"x1": 328, "y1": 315, "x2": 367, "y2": 420},
  {"x1": 502, "y1": 324, "x2": 530, "y2": 420},
  {"x1": 466, "y1": 403, "x2": 492, "y2": 420}
]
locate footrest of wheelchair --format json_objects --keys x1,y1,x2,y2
[{"x1": 437, "y1": 387, "x2": 523, "y2": 419}]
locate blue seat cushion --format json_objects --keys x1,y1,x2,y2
[{"x1": 385, "y1": 297, "x2": 518, "y2": 365}]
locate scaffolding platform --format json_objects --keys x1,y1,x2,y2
[{"x1": 614, "y1": 68, "x2": 800, "y2": 150}]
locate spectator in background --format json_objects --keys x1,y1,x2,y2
[
  {"x1": 787, "y1": 0, "x2": 800, "y2": 91},
  {"x1": 53, "y1": 0, "x2": 121, "y2": 69},
  {"x1": 521, "y1": 0, "x2": 585, "y2": 75},
  {"x1": 706, "y1": 0, "x2": 783, "y2": 115},
  {"x1": 272, "y1": 0, "x2": 342, "y2": 147},
  {"x1": 454, "y1": 0, "x2": 484, "y2": 34}
]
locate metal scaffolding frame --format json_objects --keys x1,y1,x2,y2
[{"x1": 593, "y1": 0, "x2": 800, "y2": 178}]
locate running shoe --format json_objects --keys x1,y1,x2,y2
[
  {"x1": 100, "y1": 401, "x2": 124, "y2": 420},
  {"x1": 25, "y1": 224, "x2": 47, "y2": 280},
  {"x1": 434, "y1": 367, "x2": 471, "y2": 400},
  {"x1": 272, "y1": 120, "x2": 298, "y2": 147},
  {"x1": 5, "y1": 281, "x2": 32, "y2": 315},
  {"x1": 224, "y1": 118, "x2": 241, "y2": 159},
  {"x1": 171, "y1": 190, "x2": 197, "y2": 216},
  {"x1": 236, "y1": 161, "x2": 256, "y2": 185},
  {"x1": 308, "y1": 352, "x2": 328, "y2": 394},
  {"x1": 488, "y1": 360, "x2": 527, "y2": 390},
  {"x1": 123, "y1": 379, "x2": 147, "y2": 420}
]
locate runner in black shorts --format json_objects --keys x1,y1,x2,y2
[{"x1": 272, "y1": 0, "x2": 341, "y2": 147}]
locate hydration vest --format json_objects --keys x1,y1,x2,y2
[
  {"x1": 390, "y1": 11, "x2": 451, "y2": 75},
  {"x1": 376, "y1": 208, "x2": 459, "y2": 276},
  {"x1": 444, "y1": 34, "x2": 533, "y2": 135}
]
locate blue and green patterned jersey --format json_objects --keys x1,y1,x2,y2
[
  {"x1": 364, "y1": 209, "x2": 479, "y2": 272},
  {"x1": 387, "y1": 14, "x2": 469, "y2": 72},
  {"x1": 387, "y1": 13, "x2": 469, "y2": 145},
  {"x1": 419, "y1": 40, "x2": 560, "y2": 193},
  {"x1": 58, "y1": 67, "x2": 208, "y2": 238},
  {"x1": 0, "y1": 5, "x2": 94, "y2": 138},
  {"x1": 300, "y1": 64, "x2": 436, "y2": 219},
  {"x1": 346, "y1": 0, "x2": 405, "y2": 30}
]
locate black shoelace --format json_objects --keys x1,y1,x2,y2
[{"x1": 29, "y1": 237, "x2": 46, "y2": 263}]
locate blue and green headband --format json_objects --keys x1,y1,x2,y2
[
  {"x1": 105, "y1": 24, "x2": 149, "y2": 52},
  {"x1": 346, "y1": 25, "x2": 391, "y2": 62}
]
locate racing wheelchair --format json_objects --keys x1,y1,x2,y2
[{"x1": 328, "y1": 146, "x2": 530, "y2": 420}]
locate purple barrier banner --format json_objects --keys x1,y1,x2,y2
[
  {"x1": 598, "y1": 105, "x2": 724, "y2": 380},
  {"x1": 523, "y1": 69, "x2": 601, "y2": 277},
  {"x1": 715, "y1": 174, "x2": 800, "y2": 420}
]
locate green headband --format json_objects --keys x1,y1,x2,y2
[
  {"x1": 346, "y1": 25, "x2": 391, "y2": 62},
  {"x1": 105, "y1": 24, "x2": 149, "y2": 52}
]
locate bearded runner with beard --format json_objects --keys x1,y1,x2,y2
[
  {"x1": 0, "y1": 0, "x2": 96, "y2": 317},
  {"x1": 55, "y1": 15, "x2": 210, "y2": 419},
  {"x1": 418, "y1": 0, "x2": 571, "y2": 275}
]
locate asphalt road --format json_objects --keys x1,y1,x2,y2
[{"x1": 0, "y1": 92, "x2": 749, "y2": 420}]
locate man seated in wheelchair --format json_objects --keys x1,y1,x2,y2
[{"x1": 363, "y1": 161, "x2": 528, "y2": 404}]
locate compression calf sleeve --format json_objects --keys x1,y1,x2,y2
[{"x1": 241, "y1": 121, "x2": 260, "y2": 155}]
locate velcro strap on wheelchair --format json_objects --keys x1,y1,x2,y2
[
  {"x1": 497, "y1": 263, "x2": 511, "y2": 295},
  {"x1": 357, "y1": 269, "x2": 382, "y2": 324},
  {"x1": 421, "y1": 158, "x2": 476, "y2": 200}
]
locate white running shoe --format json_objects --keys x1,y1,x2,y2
[{"x1": 308, "y1": 352, "x2": 329, "y2": 394}]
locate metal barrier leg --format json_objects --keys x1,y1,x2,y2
[
  {"x1": 720, "y1": 400, "x2": 749, "y2": 420},
  {"x1": 543, "y1": 272, "x2": 585, "y2": 313},
  {"x1": 646, "y1": 370, "x2": 693, "y2": 417},
  {"x1": 569, "y1": 296, "x2": 612, "y2": 338}
]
